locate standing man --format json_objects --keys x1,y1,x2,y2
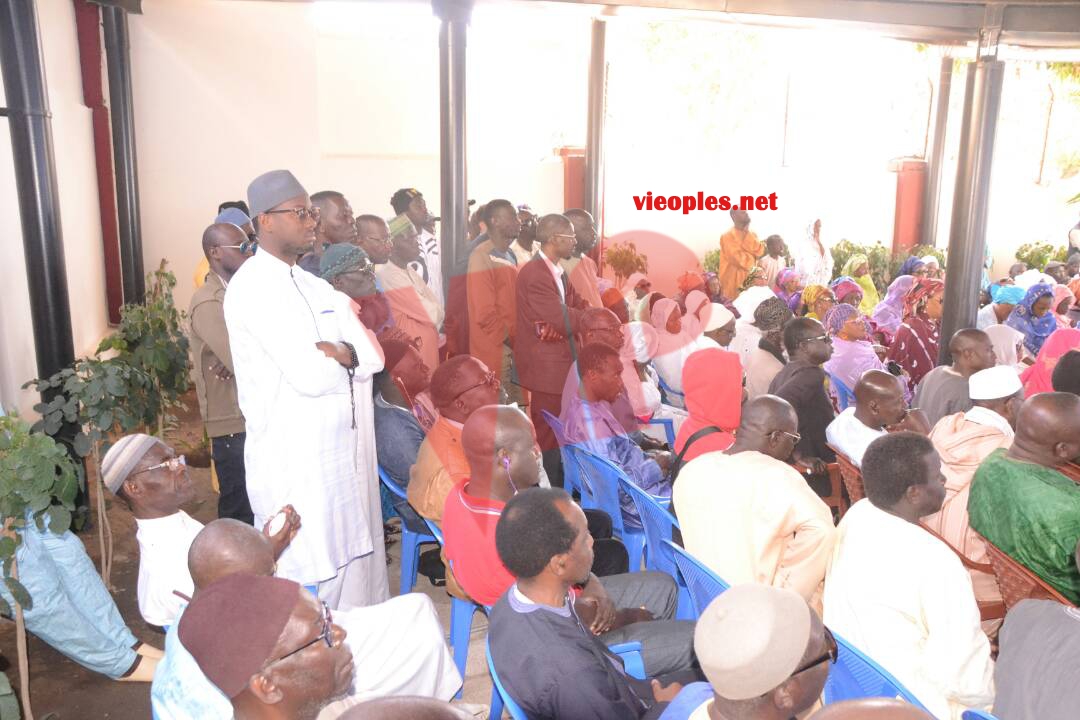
[
  {"x1": 510, "y1": 204, "x2": 538, "y2": 266},
  {"x1": 756, "y1": 234, "x2": 787, "y2": 291},
  {"x1": 190, "y1": 222, "x2": 254, "y2": 523},
  {"x1": 562, "y1": 209, "x2": 604, "y2": 308},
  {"x1": 354, "y1": 214, "x2": 393, "y2": 266},
  {"x1": 224, "y1": 169, "x2": 388, "y2": 609},
  {"x1": 717, "y1": 207, "x2": 764, "y2": 299},
  {"x1": 377, "y1": 215, "x2": 445, "y2": 372},
  {"x1": 467, "y1": 199, "x2": 521, "y2": 400},
  {"x1": 515, "y1": 214, "x2": 590, "y2": 485},
  {"x1": 296, "y1": 190, "x2": 357, "y2": 274},
  {"x1": 391, "y1": 188, "x2": 442, "y2": 302}
]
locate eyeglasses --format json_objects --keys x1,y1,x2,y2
[
  {"x1": 801, "y1": 335, "x2": 830, "y2": 345},
  {"x1": 771, "y1": 429, "x2": 801, "y2": 444},
  {"x1": 131, "y1": 455, "x2": 186, "y2": 476},
  {"x1": 553, "y1": 233, "x2": 577, "y2": 241},
  {"x1": 792, "y1": 626, "x2": 839, "y2": 675},
  {"x1": 451, "y1": 370, "x2": 500, "y2": 402},
  {"x1": 267, "y1": 601, "x2": 335, "y2": 665},
  {"x1": 263, "y1": 206, "x2": 321, "y2": 223},
  {"x1": 360, "y1": 235, "x2": 392, "y2": 246}
]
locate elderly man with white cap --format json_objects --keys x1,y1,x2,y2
[
  {"x1": 663, "y1": 584, "x2": 831, "y2": 719},
  {"x1": 923, "y1": 364, "x2": 1023, "y2": 614},
  {"x1": 224, "y1": 169, "x2": 387, "y2": 609}
]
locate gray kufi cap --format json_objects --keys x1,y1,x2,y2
[{"x1": 247, "y1": 170, "x2": 308, "y2": 217}]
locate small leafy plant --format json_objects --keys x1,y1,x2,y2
[{"x1": 604, "y1": 240, "x2": 648, "y2": 287}]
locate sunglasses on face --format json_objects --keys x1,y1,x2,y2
[
  {"x1": 131, "y1": 455, "x2": 186, "y2": 477},
  {"x1": 792, "y1": 626, "x2": 839, "y2": 675},
  {"x1": 263, "y1": 206, "x2": 321, "y2": 223},
  {"x1": 218, "y1": 241, "x2": 257, "y2": 255},
  {"x1": 266, "y1": 601, "x2": 335, "y2": 666}
]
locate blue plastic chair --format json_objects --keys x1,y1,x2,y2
[
  {"x1": 378, "y1": 466, "x2": 437, "y2": 594},
  {"x1": 823, "y1": 633, "x2": 929, "y2": 712},
  {"x1": 657, "y1": 374, "x2": 685, "y2": 407},
  {"x1": 665, "y1": 540, "x2": 730, "y2": 617},
  {"x1": 541, "y1": 409, "x2": 582, "y2": 496},
  {"x1": 488, "y1": 637, "x2": 646, "y2": 719},
  {"x1": 618, "y1": 478, "x2": 693, "y2": 619},
  {"x1": 828, "y1": 373, "x2": 856, "y2": 412},
  {"x1": 962, "y1": 711, "x2": 999, "y2": 720},
  {"x1": 644, "y1": 416, "x2": 676, "y2": 446},
  {"x1": 566, "y1": 445, "x2": 646, "y2": 571}
]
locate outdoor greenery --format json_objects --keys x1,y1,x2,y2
[
  {"x1": 604, "y1": 240, "x2": 648, "y2": 286},
  {"x1": 702, "y1": 248, "x2": 720, "y2": 274},
  {"x1": 0, "y1": 415, "x2": 80, "y2": 613},
  {"x1": 1014, "y1": 242, "x2": 1069, "y2": 270}
]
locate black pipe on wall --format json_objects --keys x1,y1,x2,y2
[
  {"x1": 0, "y1": 0, "x2": 76, "y2": 381},
  {"x1": 103, "y1": 5, "x2": 145, "y2": 303}
]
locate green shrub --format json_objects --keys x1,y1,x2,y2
[{"x1": 1015, "y1": 242, "x2": 1068, "y2": 270}]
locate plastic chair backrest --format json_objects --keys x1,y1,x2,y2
[
  {"x1": 657, "y1": 374, "x2": 685, "y2": 405},
  {"x1": 828, "y1": 373, "x2": 856, "y2": 412},
  {"x1": 961, "y1": 710, "x2": 999, "y2": 720},
  {"x1": 645, "y1": 416, "x2": 676, "y2": 446},
  {"x1": 540, "y1": 409, "x2": 569, "y2": 446},
  {"x1": 977, "y1": 532, "x2": 1075, "y2": 611},
  {"x1": 568, "y1": 445, "x2": 630, "y2": 535},
  {"x1": 619, "y1": 477, "x2": 679, "y2": 575},
  {"x1": 827, "y1": 443, "x2": 865, "y2": 503},
  {"x1": 665, "y1": 539, "x2": 729, "y2": 616},
  {"x1": 823, "y1": 633, "x2": 930, "y2": 711},
  {"x1": 541, "y1": 409, "x2": 583, "y2": 495},
  {"x1": 487, "y1": 638, "x2": 529, "y2": 720},
  {"x1": 423, "y1": 517, "x2": 444, "y2": 545},
  {"x1": 377, "y1": 466, "x2": 429, "y2": 535}
]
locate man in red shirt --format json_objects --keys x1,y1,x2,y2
[{"x1": 442, "y1": 405, "x2": 695, "y2": 677}]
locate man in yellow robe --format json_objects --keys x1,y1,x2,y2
[{"x1": 718, "y1": 208, "x2": 763, "y2": 299}]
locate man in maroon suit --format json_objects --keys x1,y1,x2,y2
[{"x1": 514, "y1": 214, "x2": 590, "y2": 486}]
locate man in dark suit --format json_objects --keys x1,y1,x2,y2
[{"x1": 514, "y1": 214, "x2": 589, "y2": 485}]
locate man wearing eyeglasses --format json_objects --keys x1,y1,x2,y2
[
  {"x1": 666, "y1": 584, "x2": 832, "y2": 720},
  {"x1": 193, "y1": 206, "x2": 257, "y2": 289},
  {"x1": 561, "y1": 209, "x2": 604, "y2": 309},
  {"x1": 674, "y1": 395, "x2": 836, "y2": 605},
  {"x1": 354, "y1": 214, "x2": 393, "y2": 266},
  {"x1": 190, "y1": 222, "x2": 255, "y2": 525},
  {"x1": 224, "y1": 169, "x2": 389, "y2": 610}
]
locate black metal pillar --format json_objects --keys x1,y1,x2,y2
[
  {"x1": 921, "y1": 55, "x2": 953, "y2": 248},
  {"x1": 585, "y1": 18, "x2": 606, "y2": 231},
  {"x1": 0, "y1": 0, "x2": 76, "y2": 381},
  {"x1": 940, "y1": 58, "x2": 1004, "y2": 363},
  {"x1": 434, "y1": 0, "x2": 471, "y2": 296},
  {"x1": 103, "y1": 5, "x2": 145, "y2": 303}
]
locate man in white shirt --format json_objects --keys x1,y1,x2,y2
[
  {"x1": 675, "y1": 395, "x2": 835, "y2": 603},
  {"x1": 391, "y1": 187, "x2": 442, "y2": 301},
  {"x1": 825, "y1": 369, "x2": 924, "y2": 466},
  {"x1": 824, "y1": 432, "x2": 995, "y2": 720},
  {"x1": 225, "y1": 169, "x2": 388, "y2": 609}
]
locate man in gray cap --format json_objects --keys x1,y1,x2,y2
[
  {"x1": 674, "y1": 584, "x2": 831, "y2": 719},
  {"x1": 224, "y1": 169, "x2": 389, "y2": 609}
]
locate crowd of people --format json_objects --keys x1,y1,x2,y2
[{"x1": 11, "y1": 168, "x2": 1080, "y2": 720}]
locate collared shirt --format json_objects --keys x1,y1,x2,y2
[
  {"x1": 135, "y1": 511, "x2": 203, "y2": 627},
  {"x1": 824, "y1": 499, "x2": 995, "y2": 720},
  {"x1": 408, "y1": 415, "x2": 469, "y2": 524},
  {"x1": 540, "y1": 251, "x2": 566, "y2": 302},
  {"x1": 441, "y1": 481, "x2": 514, "y2": 607},
  {"x1": 674, "y1": 450, "x2": 835, "y2": 602},
  {"x1": 825, "y1": 407, "x2": 887, "y2": 467},
  {"x1": 150, "y1": 605, "x2": 231, "y2": 719},
  {"x1": 224, "y1": 249, "x2": 385, "y2": 588},
  {"x1": 964, "y1": 405, "x2": 1014, "y2": 439}
]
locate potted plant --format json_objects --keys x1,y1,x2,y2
[{"x1": 604, "y1": 240, "x2": 648, "y2": 288}]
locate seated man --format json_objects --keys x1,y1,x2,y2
[
  {"x1": 923, "y1": 365, "x2": 1022, "y2": 609},
  {"x1": 811, "y1": 699, "x2": 934, "y2": 719},
  {"x1": 102, "y1": 433, "x2": 297, "y2": 629},
  {"x1": 825, "y1": 370, "x2": 929, "y2": 467},
  {"x1": 824, "y1": 433, "x2": 994, "y2": 720},
  {"x1": 152, "y1": 519, "x2": 463, "y2": 719},
  {"x1": 373, "y1": 338, "x2": 433, "y2": 489},
  {"x1": 914, "y1": 329, "x2": 996, "y2": 427},
  {"x1": 488, "y1": 487, "x2": 699, "y2": 720},
  {"x1": 675, "y1": 395, "x2": 835, "y2": 604},
  {"x1": 339, "y1": 698, "x2": 472, "y2": 720},
  {"x1": 968, "y1": 392, "x2": 1080, "y2": 604},
  {"x1": 743, "y1": 297, "x2": 794, "y2": 400},
  {"x1": 666, "y1": 585, "x2": 831, "y2": 720},
  {"x1": 561, "y1": 343, "x2": 672, "y2": 528},
  {"x1": 408, "y1": 355, "x2": 500, "y2": 524},
  {"x1": 1052, "y1": 349, "x2": 1080, "y2": 396},
  {"x1": 991, "y1": 539, "x2": 1080, "y2": 720},
  {"x1": 179, "y1": 574, "x2": 353, "y2": 720}
]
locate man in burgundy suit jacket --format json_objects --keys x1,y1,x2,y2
[{"x1": 514, "y1": 214, "x2": 589, "y2": 486}]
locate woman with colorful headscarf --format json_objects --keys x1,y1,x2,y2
[
  {"x1": 897, "y1": 256, "x2": 928, "y2": 278},
  {"x1": 800, "y1": 284, "x2": 836, "y2": 321},
  {"x1": 651, "y1": 298, "x2": 697, "y2": 407},
  {"x1": 830, "y1": 276, "x2": 863, "y2": 309},
  {"x1": 774, "y1": 267, "x2": 803, "y2": 312},
  {"x1": 1005, "y1": 283, "x2": 1057, "y2": 357},
  {"x1": 674, "y1": 348, "x2": 743, "y2": 464},
  {"x1": 871, "y1": 275, "x2": 916, "y2": 342},
  {"x1": 1020, "y1": 328, "x2": 1080, "y2": 396},
  {"x1": 823, "y1": 303, "x2": 891, "y2": 400},
  {"x1": 1051, "y1": 284, "x2": 1076, "y2": 331},
  {"x1": 886, "y1": 278, "x2": 945, "y2": 388},
  {"x1": 841, "y1": 254, "x2": 880, "y2": 316}
]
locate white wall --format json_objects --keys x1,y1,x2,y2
[{"x1": 0, "y1": 0, "x2": 111, "y2": 418}]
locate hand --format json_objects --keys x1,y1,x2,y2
[
  {"x1": 315, "y1": 341, "x2": 353, "y2": 368},
  {"x1": 649, "y1": 450, "x2": 673, "y2": 474},
  {"x1": 651, "y1": 679, "x2": 683, "y2": 704},
  {"x1": 795, "y1": 456, "x2": 827, "y2": 476},
  {"x1": 575, "y1": 575, "x2": 618, "y2": 634},
  {"x1": 535, "y1": 321, "x2": 565, "y2": 342},
  {"x1": 889, "y1": 408, "x2": 931, "y2": 435},
  {"x1": 638, "y1": 434, "x2": 667, "y2": 452},
  {"x1": 262, "y1": 505, "x2": 301, "y2": 559}
]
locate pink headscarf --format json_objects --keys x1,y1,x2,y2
[
  {"x1": 1052, "y1": 284, "x2": 1075, "y2": 330},
  {"x1": 1020, "y1": 328, "x2": 1080, "y2": 396}
]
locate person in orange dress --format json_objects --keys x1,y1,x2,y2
[{"x1": 717, "y1": 208, "x2": 764, "y2": 299}]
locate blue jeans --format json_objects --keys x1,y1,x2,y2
[{"x1": 0, "y1": 522, "x2": 138, "y2": 678}]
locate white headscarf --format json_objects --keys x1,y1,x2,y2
[
  {"x1": 731, "y1": 286, "x2": 777, "y2": 320},
  {"x1": 985, "y1": 323, "x2": 1026, "y2": 368}
]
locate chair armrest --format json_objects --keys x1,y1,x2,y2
[
  {"x1": 645, "y1": 417, "x2": 676, "y2": 446},
  {"x1": 607, "y1": 641, "x2": 646, "y2": 680}
]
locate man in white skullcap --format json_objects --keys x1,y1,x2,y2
[
  {"x1": 666, "y1": 584, "x2": 831, "y2": 719},
  {"x1": 699, "y1": 303, "x2": 736, "y2": 349},
  {"x1": 923, "y1": 364, "x2": 1023, "y2": 615},
  {"x1": 224, "y1": 169, "x2": 387, "y2": 609}
]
